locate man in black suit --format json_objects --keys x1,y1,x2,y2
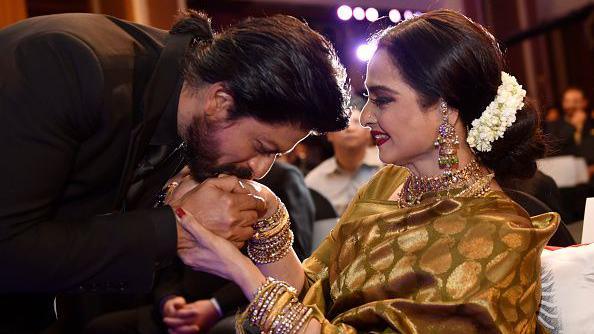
[
  {"x1": 84, "y1": 161, "x2": 315, "y2": 334},
  {"x1": 0, "y1": 10, "x2": 348, "y2": 333}
]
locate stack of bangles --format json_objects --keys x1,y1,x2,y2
[
  {"x1": 247, "y1": 199, "x2": 293, "y2": 264},
  {"x1": 237, "y1": 277, "x2": 313, "y2": 334}
]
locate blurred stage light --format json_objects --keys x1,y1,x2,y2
[
  {"x1": 356, "y1": 43, "x2": 376, "y2": 62},
  {"x1": 365, "y1": 8, "x2": 379, "y2": 22},
  {"x1": 353, "y1": 7, "x2": 365, "y2": 21},
  {"x1": 389, "y1": 9, "x2": 401, "y2": 23},
  {"x1": 414, "y1": 11, "x2": 423, "y2": 17},
  {"x1": 403, "y1": 10, "x2": 414, "y2": 20},
  {"x1": 337, "y1": 5, "x2": 352, "y2": 21}
]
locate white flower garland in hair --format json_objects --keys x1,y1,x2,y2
[{"x1": 466, "y1": 72, "x2": 526, "y2": 152}]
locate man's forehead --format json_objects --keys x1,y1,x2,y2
[{"x1": 260, "y1": 125, "x2": 309, "y2": 152}]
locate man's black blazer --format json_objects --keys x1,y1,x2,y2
[{"x1": 0, "y1": 13, "x2": 195, "y2": 330}]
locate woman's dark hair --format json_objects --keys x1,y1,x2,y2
[
  {"x1": 374, "y1": 9, "x2": 545, "y2": 181},
  {"x1": 171, "y1": 10, "x2": 350, "y2": 134}
]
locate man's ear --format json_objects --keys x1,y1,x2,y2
[{"x1": 204, "y1": 82, "x2": 234, "y2": 122}]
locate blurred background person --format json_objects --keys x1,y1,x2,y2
[
  {"x1": 544, "y1": 105, "x2": 561, "y2": 123},
  {"x1": 562, "y1": 87, "x2": 594, "y2": 175},
  {"x1": 306, "y1": 95, "x2": 382, "y2": 215}
]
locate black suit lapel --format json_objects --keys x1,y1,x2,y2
[{"x1": 114, "y1": 33, "x2": 194, "y2": 210}]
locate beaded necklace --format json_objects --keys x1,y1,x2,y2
[{"x1": 398, "y1": 159, "x2": 492, "y2": 207}]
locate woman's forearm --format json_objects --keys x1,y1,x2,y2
[
  {"x1": 302, "y1": 318, "x2": 322, "y2": 334},
  {"x1": 233, "y1": 252, "x2": 321, "y2": 334},
  {"x1": 230, "y1": 256, "x2": 267, "y2": 299},
  {"x1": 257, "y1": 248, "x2": 306, "y2": 293}
]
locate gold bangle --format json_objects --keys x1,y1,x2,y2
[
  {"x1": 254, "y1": 200, "x2": 287, "y2": 233},
  {"x1": 247, "y1": 229, "x2": 293, "y2": 264},
  {"x1": 241, "y1": 278, "x2": 312, "y2": 334}
]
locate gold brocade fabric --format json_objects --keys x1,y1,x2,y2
[{"x1": 300, "y1": 166, "x2": 559, "y2": 334}]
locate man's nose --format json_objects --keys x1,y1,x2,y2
[{"x1": 248, "y1": 155, "x2": 276, "y2": 179}]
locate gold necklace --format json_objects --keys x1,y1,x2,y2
[{"x1": 398, "y1": 160, "x2": 491, "y2": 207}]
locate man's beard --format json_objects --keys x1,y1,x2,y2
[{"x1": 182, "y1": 116, "x2": 253, "y2": 182}]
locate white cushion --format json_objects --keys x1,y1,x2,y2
[{"x1": 539, "y1": 244, "x2": 594, "y2": 333}]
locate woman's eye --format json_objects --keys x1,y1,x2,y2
[{"x1": 370, "y1": 97, "x2": 393, "y2": 107}]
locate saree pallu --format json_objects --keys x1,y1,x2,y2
[{"x1": 300, "y1": 166, "x2": 559, "y2": 333}]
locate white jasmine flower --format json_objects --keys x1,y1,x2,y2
[{"x1": 466, "y1": 72, "x2": 526, "y2": 152}]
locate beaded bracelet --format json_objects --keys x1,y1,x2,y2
[
  {"x1": 239, "y1": 278, "x2": 313, "y2": 334},
  {"x1": 248, "y1": 230, "x2": 294, "y2": 264},
  {"x1": 247, "y1": 197, "x2": 293, "y2": 264}
]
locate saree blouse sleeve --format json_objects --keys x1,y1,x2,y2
[{"x1": 298, "y1": 166, "x2": 560, "y2": 334}]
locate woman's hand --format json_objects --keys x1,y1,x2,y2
[
  {"x1": 240, "y1": 180, "x2": 281, "y2": 219},
  {"x1": 176, "y1": 208, "x2": 248, "y2": 280},
  {"x1": 171, "y1": 174, "x2": 266, "y2": 248},
  {"x1": 175, "y1": 208, "x2": 266, "y2": 297}
]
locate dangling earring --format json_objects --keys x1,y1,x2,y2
[{"x1": 434, "y1": 100, "x2": 459, "y2": 173}]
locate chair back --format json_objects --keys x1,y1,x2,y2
[{"x1": 503, "y1": 188, "x2": 575, "y2": 246}]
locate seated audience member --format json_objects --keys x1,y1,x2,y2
[
  {"x1": 85, "y1": 162, "x2": 315, "y2": 334},
  {"x1": 544, "y1": 105, "x2": 561, "y2": 123},
  {"x1": 561, "y1": 87, "x2": 594, "y2": 178},
  {"x1": 544, "y1": 107, "x2": 577, "y2": 157},
  {"x1": 305, "y1": 97, "x2": 382, "y2": 215},
  {"x1": 279, "y1": 136, "x2": 334, "y2": 176}
]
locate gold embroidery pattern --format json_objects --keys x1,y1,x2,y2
[{"x1": 300, "y1": 166, "x2": 559, "y2": 334}]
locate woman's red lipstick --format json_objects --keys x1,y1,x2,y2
[{"x1": 371, "y1": 130, "x2": 390, "y2": 146}]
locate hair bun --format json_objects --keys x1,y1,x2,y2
[
  {"x1": 476, "y1": 101, "x2": 546, "y2": 181},
  {"x1": 170, "y1": 10, "x2": 213, "y2": 41}
]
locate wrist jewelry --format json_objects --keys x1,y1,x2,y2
[
  {"x1": 237, "y1": 278, "x2": 313, "y2": 334},
  {"x1": 248, "y1": 199, "x2": 293, "y2": 264}
]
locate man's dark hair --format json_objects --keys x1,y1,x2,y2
[{"x1": 171, "y1": 10, "x2": 350, "y2": 133}]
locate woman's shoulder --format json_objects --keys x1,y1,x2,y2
[{"x1": 454, "y1": 191, "x2": 560, "y2": 234}]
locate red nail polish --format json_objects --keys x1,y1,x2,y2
[{"x1": 175, "y1": 207, "x2": 186, "y2": 219}]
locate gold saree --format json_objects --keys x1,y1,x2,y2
[{"x1": 301, "y1": 166, "x2": 559, "y2": 333}]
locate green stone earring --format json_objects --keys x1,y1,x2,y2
[{"x1": 434, "y1": 100, "x2": 460, "y2": 173}]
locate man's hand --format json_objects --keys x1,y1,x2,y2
[
  {"x1": 162, "y1": 296, "x2": 200, "y2": 334},
  {"x1": 162, "y1": 296, "x2": 221, "y2": 334},
  {"x1": 172, "y1": 175, "x2": 266, "y2": 247},
  {"x1": 165, "y1": 167, "x2": 198, "y2": 205}
]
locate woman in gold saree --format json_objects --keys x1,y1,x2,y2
[{"x1": 171, "y1": 9, "x2": 558, "y2": 334}]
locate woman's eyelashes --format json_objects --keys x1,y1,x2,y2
[{"x1": 369, "y1": 96, "x2": 394, "y2": 107}]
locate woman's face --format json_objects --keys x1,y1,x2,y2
[{"x1": 360, "y1": 49, "x2": 442, "y2": 167}]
